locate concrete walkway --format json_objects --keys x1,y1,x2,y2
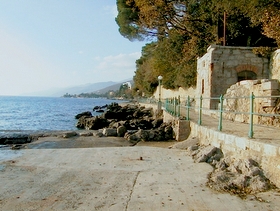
[{"x1": 1, "y1": 147, "x2": 280, "y2": 211}]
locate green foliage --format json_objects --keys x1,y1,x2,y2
[{"x1": 252, "y1": 47, "x2": 277, "y2": 58}]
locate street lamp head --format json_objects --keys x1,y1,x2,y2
[{"x1": 158, "y1": 75, "x2": 163, "y2": 80}]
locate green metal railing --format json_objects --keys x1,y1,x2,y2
[{"x1": 162, "y1": 93, "x2": 280, "y2": 139}]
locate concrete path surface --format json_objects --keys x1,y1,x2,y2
[{"x1": 1, "y1": 147, "x2": 280, "y2": 211}]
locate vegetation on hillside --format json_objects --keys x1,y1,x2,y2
[
  {"x1": 116, "y1": 0, "x2": 279, "y2": 96},
  {"x1": 62, "y1": 83, "x2": 133, "y2": 99}
]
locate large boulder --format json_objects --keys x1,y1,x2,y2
[
  {"x1": 124, "y1": 122, "x2": 174, "y2": 142},
  {"x1": 124, "y1": 129, "x2": 149, "y2": 144},
  {"x1": 76, "y1": 116, "x2": 109, "y2": 130},
  {"x1": 102, "y1": 128, "x2": 117, "y2": 137},
  {"x1": 117, "y1": 126, "x2": 127, "y2": 137}
]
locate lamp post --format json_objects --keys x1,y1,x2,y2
[{"x1": 158, "y1": 75, "x2": 163, "y2": 111}]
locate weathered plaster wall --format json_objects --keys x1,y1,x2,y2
[
  {"x1": 153, "y1": 86, "x2": 197, "y2": 102},
  {"x1": 270, "y1": 49, "x2": 280, "y2": 80}
]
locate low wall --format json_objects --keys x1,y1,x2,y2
[{"x1": 188, "y1": 120, "x2": 280, "y2": 188}]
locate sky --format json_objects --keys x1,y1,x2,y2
[{"x1": 0, "y1": 0, "x2": 146, "y2": 96}]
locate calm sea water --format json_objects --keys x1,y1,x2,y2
[{"x1": 0, "y1": 96, "x2": 122, "y2": 132}]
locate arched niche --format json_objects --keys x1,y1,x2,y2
[{"x1": 237, "y1": 70, "x2": 257, "y2": 82}]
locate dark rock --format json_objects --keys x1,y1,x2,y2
[
  {"x1": 75, "y1": 103, "x2": 175, "y2": 142},
  {"x1": 76, "y1": 116, "x2": 109, "y2": 130},
  {"x1": 93, "y1": 106, "x2": 100, "y2": 110},
  {"x1": 152, "y1": 118, "x2": 163, "y2": 128},
  {"x1": 75, "y1": 111, "x2": 92, "y2": 119},
  {"x1": 0, "y1": 134, "x2": 32, "y2": 145},
  {"x1": 95, "y1": 109, "x2": 104, "y2": 113}
]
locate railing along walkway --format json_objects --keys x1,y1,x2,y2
[
  {"x1": 139, "y1": 96, "x2": 280, "y2": 144},
  {"x1": 185, "y1": 108, "x2": 280, "y2": 145}
]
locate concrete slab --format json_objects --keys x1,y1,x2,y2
[{"x1": 1, "y1": 147, "x2": 280, "y2": 210}]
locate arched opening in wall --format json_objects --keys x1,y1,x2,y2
[
  {"x1": 237, "y1": 70, "x2": 257, "y2": 82},
  {"x1": 202, "y1": 79, "x2": 204, "y2": 94}
]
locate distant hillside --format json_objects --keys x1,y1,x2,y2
[
  {"x1": 54, "y1": 81, "x2": 118, "y2": 96},
  {"x1": 94, "y1": 80, "x2": 134, "y2": 94}
]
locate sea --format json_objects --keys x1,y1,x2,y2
[{"x1": 0, "y1": 96, "x2": 124, "y2": 133}]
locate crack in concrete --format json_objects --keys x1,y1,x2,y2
[{"x1": 125, "y1": 171, "x2": 140, "y2": 211}]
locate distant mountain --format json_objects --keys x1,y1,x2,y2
[
  {"x1": 23, "y1": 81, "x2": 118, "y2": 97},
  {"x1": 23, "y1": 79, "x2": 134, "y2": 97},
  {"x1": 94, "y1": 80, "x2": 134, "y2": 94},
  {"x1": 53, "y1": 81, "x2": 118, "y2": 96}
]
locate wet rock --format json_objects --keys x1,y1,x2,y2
[
  {"x1": 75, "y1": 111, "x2": 92, "y2": 119},
  {"x1": 95, "y1": 109, "x2": 104, "y2": 113},
  {"x1": 0, "y1": 134, "x2": 32, "y2": 145}
]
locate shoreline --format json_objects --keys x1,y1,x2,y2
[{"x1": 0, "y1": 129, "x2": 177, "y2": 150}]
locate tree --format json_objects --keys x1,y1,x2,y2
[
  {"x1": 259, "y1": 0, "x2": 280, "y2": 46},
  {"x1": 116, "y1": 0, "x2": 278, "y2": 95}
]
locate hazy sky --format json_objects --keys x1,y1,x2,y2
[{"x1": 0, "y1": 0, "x2": 145, "y2": 96}]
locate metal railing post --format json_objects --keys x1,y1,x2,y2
[
  {"x1": 248, "y1": 92, "x2": 255, "y2": 138},
  {"x1": 178, "y1": 96, "x2": 181, "y2": 117},
  {"x1": 173, "y1": 97, "x2": 175, "y2": 115},
  {"x1": 218, "y1": 94, "x2": 224, "y2": 131},
  {"x1": 186, "y1": 96, "x2": 190, "y2": 120},
  {"x1": 167, "y1": 98, "x2": 169, "y2": 113},
  {"x1": 198, "y1": 95, "x2": 202, "y2": 125}
]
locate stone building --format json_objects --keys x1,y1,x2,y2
[{"x1": 197, "y1": 45, "x2": 270, "y2": 109}]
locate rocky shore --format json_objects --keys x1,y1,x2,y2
[{"x1": 0, "y1": 102, "x2": 174, "y2": 149}]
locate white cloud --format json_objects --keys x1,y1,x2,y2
[
  {"x1": 103, "y1": 5, "x2": 118, "y2": 18},
  {"x1": 92, "y1": 52, "x2": 141, "y2": 81}
]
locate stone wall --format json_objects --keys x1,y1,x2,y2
[
  {"x1": 222, "y1": 79, "x2": 280, "y2": 126},
  {"x1": 153, "y1": 86, "x2": 197, "y2": 103},
  {"x1": 197, "y1": 45, "x2": 270, "y2": 109}
]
